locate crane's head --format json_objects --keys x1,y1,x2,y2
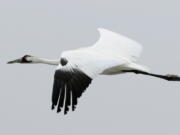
[{"x1": 7, "y1": 55, "x2": 33, "y2": 64}]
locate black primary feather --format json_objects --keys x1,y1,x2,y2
[{"x1": 51, "y1": 68, "x2": 92, "y2": 114}]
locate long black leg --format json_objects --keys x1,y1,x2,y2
[{"x1": 122, "y1": 70, "x2": 180, "y2": 81}]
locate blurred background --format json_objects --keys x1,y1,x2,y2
[{"x1": 0, "y1": 0, "x2": 180, "y2": 135}]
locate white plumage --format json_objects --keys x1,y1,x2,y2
[
  {"x1": 61, "y1": 28, "x2": 148, "y2": 78},
  {"x1": 8, "y1": 28, "x2": 180, "y2": 115},
  {"x1": 94, "y1": 28, "x2": 143, "y2": 61}
]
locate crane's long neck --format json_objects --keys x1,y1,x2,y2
[{"x1": 29, "y1": 57, "x2": 59, "y2": 65}]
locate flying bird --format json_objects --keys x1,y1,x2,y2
[{"x1": 7, "y1": 28, "x2": 180, "y2": 114}]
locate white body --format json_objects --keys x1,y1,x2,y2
[{"x1": 60, "y1": 28, "x2": 149, "y2": 78}]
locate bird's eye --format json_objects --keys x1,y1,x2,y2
[{"x1": 60, "y1": 58, "x2": 68, "y2": 66}]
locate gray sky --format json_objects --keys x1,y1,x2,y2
[{"x1": 0, "y1": 0, "x2": 180, "y2": 135}]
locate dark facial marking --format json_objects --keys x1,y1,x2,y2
[{"x1": 21, "y1": 55, "x2": 32, "y2": 63}]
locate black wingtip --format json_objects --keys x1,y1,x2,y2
[
  {"x1": 72, "y1": 105, "x2": 76, "y2": 111},
  {"x1": 52, "y1": 68, "x2": 92, "y2": 115},
  {"x1": 64, "y1": 107, "x2": 69, "y2": 115},
  {"x1": 51, "y1": 105, "x2": 55, "y2": 110},
  {"x1": 57, "y1": 108, "x2": 61, "y2": 113}
]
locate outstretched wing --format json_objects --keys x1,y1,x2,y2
[
  {"x1": 51, "y1": 51, "x2": 127, "y2": 114},
  {"x1": 51, "y1": 66, "x2": 92, "y2": 114},
  {"x1": 92, "y1": 28, "x2": 143, "y2": 62}
]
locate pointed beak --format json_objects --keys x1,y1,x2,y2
[{"x1": 7, "y1": 58, "x2": 21, "y2": 64}]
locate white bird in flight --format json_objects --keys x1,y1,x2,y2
[{"x1": 8, "y1": 28, "x2": 180, "y2": 114}]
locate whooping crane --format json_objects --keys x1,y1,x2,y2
[{"x1": 7, "y1": 28, "x2": 180, "y2": 114}]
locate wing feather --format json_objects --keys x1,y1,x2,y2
[
  {"x1": 64, "y1": 84, "x2": 71, "y2": 114},
  {"x1": 52, "y1": 67, "x2": 92, "y2": 114},
  {"x1": 57, "y1": 82, "x2": 65, "y2": 113},
  {"x1": 51, "y1": 79, "x2": 60, "y2": 109},
  {"x1": 92, "y1": 28, "x2": 143, "y2": 62}
]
